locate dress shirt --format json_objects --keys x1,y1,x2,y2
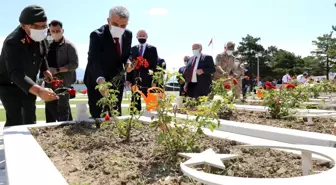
[{"x1": 191, "y1": 55, "x2": 201, "y2": 83}]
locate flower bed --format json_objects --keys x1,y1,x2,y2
[
  {"x1": 30, "y1": 121, "x2": 333, "y2": 185},
  {"x1": 220, "y1": 110, "x2": 336, "y2": 134}
]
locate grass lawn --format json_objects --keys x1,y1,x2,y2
[
  {"x1": 0, "y1": 100, "x2": 132, "y2": 122},
  {"x1": 0, "y1": 90, "x2": 176, "y2": 122}
]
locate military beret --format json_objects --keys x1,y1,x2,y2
[{"x1": 19, "y1": 5, "x2": 47, "y2": 25}]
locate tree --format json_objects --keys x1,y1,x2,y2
[
  {"x1": 302, "y1": 56, "x2": 324, "y2": 76},
  {"x1": 236, "y1": 35, "x2": 266, "y2": 90},
  {"x1": 271, "y1": 49, "x2": 305, "y2": 77},
  {"x1": 311, "y1": 31, "x2": 336, "y2": 79}
]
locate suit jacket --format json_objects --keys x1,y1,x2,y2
[
  {"x1": 184, "y1": 54, "x2": 215, "y2": 96},
  {"x1": 0, "y1": 26, "x2": 48, "y2": 94},
  {"x1": 129, "y1": 44, "x2": 158, "y2": 88},
  {"x1": 84, "y1": 24, "x2": 132, "y2": 88}
]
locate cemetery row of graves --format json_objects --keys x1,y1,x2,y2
[{"x1": 5, "y1": 70, "x2": 336, "y2": 185}]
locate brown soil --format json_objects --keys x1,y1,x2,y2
[
  {"x1": 31, "y1": 122, "x2": 333, "y2": 185},
  {"x1": 223, "y1": 110, "x2": 335, "y2": 134}
]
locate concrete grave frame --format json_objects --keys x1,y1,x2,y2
[
  {"x1": 180, "y1": 144, "x2": 336, "y2": 185},
  {"x1": 3, "y1": 115, "x2": 336, "y2": 185}
]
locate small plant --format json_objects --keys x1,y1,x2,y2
[
  {"x1": 96, "y1": 74, "x2": 142, "y2": 142},
  {"x1": 149, "y1": 68, "x2": 221, "y2": 157},
  {"x1": 211, "y1": 77, "x2": 237, "y2": 119},
  {"x1": 262, "y1": 83, "x2": 303, "y2": 119}
]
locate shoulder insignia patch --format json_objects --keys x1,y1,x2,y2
[{"x1": 20, "y1": 39, "x2": 25, "y2": 44}]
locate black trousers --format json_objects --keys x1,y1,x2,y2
[
  {"x1": 0, "y1": 85, "x2": 36, "y2": 126},
  {"x1": 45, "y1": 94, "x2": 72, "y2": 122},
  {"x1": 87, "y1": 84, "x2": 124, "y2": 118},
  {"x1": 45, "y1": 106, "x2": 73, "y2": 122}
]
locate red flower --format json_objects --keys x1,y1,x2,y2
[
  {"x1": 286, "y1": 83, "x2": 295, "y2": 89},
  {"x1": 265, "y1": 81, "x2": 276, "y2": 90},
  {"x1": 82, "y1": 89, "x2": 87, "y2": 94},
  {"x1": 224, "y1": 82, "x2": 231, "y2": 90},
  {"x1": 68, "y1": 88, "x2": 76, "y2": 96},
  {"x1": 50, "y1": 80, "x2": 57, "y2": 88},
  {"x1": 104, "y1": 113, "x2": 110, "y2": 121},
  {"x1": 232, "y1": 78, "x2": 238, "y2": 85},
  {"x1": 246, "y1": 76, "x2": 250, "y2": 80},
  {"x1": 143, "y1": 61, "x2": 149, "y2": 68},
  {"x1": 58, "y1": 80, "x2": 63, "y2": 85},
  {"x1": 135, "y1": 62, "x2": 141, "y2": 70}
]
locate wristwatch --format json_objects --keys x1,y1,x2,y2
[{"x1": 56, "y1": 68, "x2": 60, "y2": 73}]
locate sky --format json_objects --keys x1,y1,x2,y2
[{"x1": 0, "y1": 0, "x2": 336, "y2": 71}]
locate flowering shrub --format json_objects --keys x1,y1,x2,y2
[
  {"x1": 149, "y1": 68, "x2": 221, "y2": 157},
  {"x1": 262, "y1": 83, "x2": 306, "y2": 119},
  {"x1": 96, "y1": 74, "x2": 142, "y2": 142},
  {"x1": 211, "y1": 77, "x2": 237, "y2": 119}
]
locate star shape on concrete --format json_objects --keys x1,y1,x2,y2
[{"x1": 178, "y1": 148, "x2": 239, "y2": 170}]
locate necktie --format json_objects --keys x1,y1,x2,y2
[
  {"x1": 188, "y1": 57, "x2": 197, "y2": 82},
  {"x1": 114, "y1": 38, "x2": 121, "y2": 57},
  {"x1": 139, "y1": 45, "x2": 143, "y2": 56}
]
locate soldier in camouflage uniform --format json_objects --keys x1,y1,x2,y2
[
  {"x1": 213, "y1": 42, "x2": 244, "y2": 99},
  {"x1": 213, "y1": 41, "x2": 238, "y2": 80}
]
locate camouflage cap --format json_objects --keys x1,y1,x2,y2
[{"x1": 226, "y1": 41, "x2": 235, "y2": 50}]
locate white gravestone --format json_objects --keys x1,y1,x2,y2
[{"x1": 76, "y1": 104, "x2": 89, "y2": 121}]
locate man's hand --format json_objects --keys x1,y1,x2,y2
[
  {"x1": 126, "y1": 61, "x2": 134, "y2": 73},
  {"x1": 196, "y1": 69, "x2": 204, "y2": 75},
  {"x1": 99, "y1": 88, "x2": 108, "y2": 97},
  {"x1": 152, "y1": 83, "x2": 157, "y2": 87},
  {"x1": 43, "y1": 70, "x2": 53, "y2": 81},
  {"x1": 125, "y1": 81, "x2": 132, "y2": 89},
  {"x1": 97, "y1": 78, "x2": 105, "y2": 85},
  {"x1": 184, "y1": 83, "x2": 188, "y2": 92},
  {"x1": 38, "y1": 88, "x2": 59, "y2": 102},
  {"x1": 49, "y1": 68, "x2": 58, "y2": 75}
]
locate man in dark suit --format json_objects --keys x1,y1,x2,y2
[
  {"x1": 130, "y1": 30, "x2": 158, "y2": 111},
  {"x1": 184, "y1": 43, "x2": 215, "y2": 98},
  {"x1": 178, "y1": 56, "x2": 189, "y2": 96},
  {"x1": 84, "y1": 6, "x2": 133, "y2": 118},
  {"x1": 0, "y1": 5, "x2": 58, "y2": 126}
]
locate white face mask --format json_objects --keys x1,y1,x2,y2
[
  {"x1": 184, "y1": 62, "x2": 188, "y2": 66},
  {"x1": 226, "y1": 50, "x2": 233, "y2": 55},
  {"x1": 110, "y1": 25, "x2": 125, "y2": 38},
  {"x1": 46, "y1": 35, "x2": 53, "y2": 43},
  {"x1": 192, "y1": 49, "x2": 200, "y2": 56},
  {"x1": 29, "y1": 28, "x2": 48, "y2": 42},
  {"x1": 51, "y1": 33, "x2": 63, "y2": 41}
]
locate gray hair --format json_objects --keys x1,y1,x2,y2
[
  {"x1": 109, "y1": 6, "x2": 130, "y2": 19},
  {"x1": 193, "y1": 42, "x2": 203, "y2": 49}
]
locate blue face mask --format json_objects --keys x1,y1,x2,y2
[{"x1": 192, "y1": 49, "x2": 200, "y2": 56}]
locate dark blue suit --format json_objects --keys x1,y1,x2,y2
[
  {"x1": 84, "y1": 25, "x2": 132, "y2": 118},
  {"x1": 178, "y1": 66, "x2": 186, "y2": 96},
  {"x1": 184, "y1": 54, "x2": 215, "y2": 98}
]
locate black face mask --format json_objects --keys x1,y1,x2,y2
[{"x1": 138, "y1": 38, "x2": 146, "y2": 44}]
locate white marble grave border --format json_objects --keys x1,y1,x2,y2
[
  {"x1": 4, "y1": 115, "x2": 336, "y2": 185},
  {"x1": 180, "y1": 144, "x2": 336, "y2": 185}
]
